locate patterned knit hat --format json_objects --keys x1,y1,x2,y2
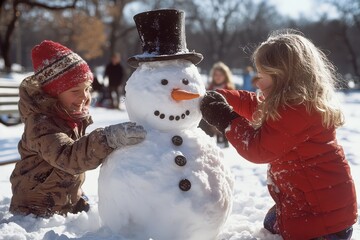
[{"x1": 31, "y1": 40, "x2": 93, "y2": 96}]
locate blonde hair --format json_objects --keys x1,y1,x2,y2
[
  {"x1": 210, "y1": 61, "x2": 235, "y2": 90},
  {"x1": 252, "y1": 29, "x2": 344, "y2": 128}
]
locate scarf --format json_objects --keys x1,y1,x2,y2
[{"x1": 54, "y1": 102, "x2": 90, "y2": 129}]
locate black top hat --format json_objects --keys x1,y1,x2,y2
[{"x1": 127, "y1": 9, "x2": 203, "y2": 68}]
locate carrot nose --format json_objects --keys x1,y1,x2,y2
[{"x1": 171, "y1": 88, "x2": 200, "y2": 101}]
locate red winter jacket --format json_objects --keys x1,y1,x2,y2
[{"x1": 217, "y1": 89, "x2": 357, "y2": 240}]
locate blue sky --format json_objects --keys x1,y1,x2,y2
[{"x1": 268, "y1": 0, "x2": 339, "y2": 19}]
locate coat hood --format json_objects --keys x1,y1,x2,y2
[{"x1": 18, "y1": 75, "x2": 58, "y2": 122}]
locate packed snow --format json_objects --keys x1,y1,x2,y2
[{"x1": 0, "y1": 90, "x2": 359, "y2": 239}]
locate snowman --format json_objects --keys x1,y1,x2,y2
[{"x1": 98, "y1": 9, "x2": 234, "y2": 240}]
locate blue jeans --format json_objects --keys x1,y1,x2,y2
[
  {"x1": 311, "y1": 227, "x2": 353, "y2": 240},
  {"x1": 263, "y1": 205, "x2": 353, "y2": 240},
  {"x1": 263, "y1": 205, "x2": 279, "y2": 234}
]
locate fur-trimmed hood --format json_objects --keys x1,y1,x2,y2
[{"x1": 18, "y1": 75, "x2": 57, "y2": 121}]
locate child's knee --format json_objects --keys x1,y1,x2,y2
[{"x1": 263, "y1": 205, "x2": 279, "y2": 234}]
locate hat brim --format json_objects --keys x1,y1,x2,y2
[{"x1": 127, "y1": 52, "x2": 203, "y2": 68}]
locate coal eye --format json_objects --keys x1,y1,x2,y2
[
  {"x1": 161, "y1": 79, "x2": 168, "y2": 85},
  {"x1": 182, "y1": 78, "x2": 189, "y2": 85}
]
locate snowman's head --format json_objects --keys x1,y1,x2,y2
[{"x1": 125, "y1": 59, "x2": 205, "y2": 131}]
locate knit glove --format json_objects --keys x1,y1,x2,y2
[
  {"x1": 200, "y1": 91, "x2": 239, "y2": 132},
  {"x1": 104, "y1": 122, "x2": 147, "y2": 149}
]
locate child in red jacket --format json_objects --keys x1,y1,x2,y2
[{"x1": 200, "y1": 29, "x2": 357, "y2": 240}]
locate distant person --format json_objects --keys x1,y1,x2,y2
[
  {"x1": 91, "y1": 73, "x2": 106, "y2": 106},
  {"x1": 200, "y1": 29, "x2": 356, "y2": 240},
  {"x1": 104, "y1": 53, "x2": 124, "y2": 109},
  {"x1": 200, "y1": 61, "x2": 235, "y2": 148},
  {"x1": 207, "y1": 61, "x2": 235, "y2": 90},
  {"x1": 91, "y1": 74, "x2": 103, "y2": 93},
  {"x1": 242, "y1": 66, "x2": 256, "y2": 92},
  {"x1": 10, "y1": 40, "x2": 146, "y2": 217}
]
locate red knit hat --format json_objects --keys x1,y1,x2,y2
[{"x1": 31, "y1": 40, "x2": 93, "y2": 96}]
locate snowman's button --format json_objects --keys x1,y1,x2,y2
[
  {"x1": 172, "y1": 135, "x2": 183, "y2": 146},
  {"x1": 175, "y1": 155, "x2": 187, "y2": 166},
  {"x1": 179, "y1": 179, "x2": 191, "y2": 191}
]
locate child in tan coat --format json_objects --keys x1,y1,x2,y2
[{"x1": 10, "y1": 40, "x2": 146, "y2": 217}]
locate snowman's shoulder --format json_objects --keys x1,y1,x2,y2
[
  {"x1": 182, "y1": 129, "x2": 223, "y2": 157},
  {"x1": 188, "y1": 128, "x2": 220, "y2": 147}
]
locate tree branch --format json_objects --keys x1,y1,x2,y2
[
  {"x1": 340, "y1": 23, "x2": 360, "y2": 78},
  {"x1": 17, "y1": 0, "x2": 78, "y2": 10},
  {"x1": 0, "y1": 0, "x2": 7, "y2": 16},
  {"x1": 119, "y1": 25, "x2": 137, "y2": 38}
]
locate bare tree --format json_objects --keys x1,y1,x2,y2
[
  {"x1": 106, "y1": 0, "x2": 138, "y2": 56},
  {"x1": 339, "y1": 23, "x2": 360, "y2": 79},
  {"x1": 324, "y1": 0, "x2": 360, "y2": 30},
  {"x1": 196, "y1": 0, "x2": 242, "y2": 62},
  {"x1": 324, "y1": 0, "x2": 360, "y2": 80},
  {"x1": 0, "y1": 0, "x2": 78, "y2": 72}
]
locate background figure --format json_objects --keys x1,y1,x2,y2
[
  {"x1": 104, "y1": 53, "x2": 124, "y2": 109},
  {"x1": 200, "y1": 61, "x2": 235, "y2": 148},
  {"x1": 92, "y1": 75, "x2": 103, "y2": 93},
  {"x1": 208, "y1": 61, "x2": 235, "y2": 90},
  {"x1": 91, "y1": 74, "x2": 106, "y2": 107},
  {"x1": 242, "y1": 66, "x2": 256, "y2": 92}
]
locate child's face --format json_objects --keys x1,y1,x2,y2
[
  {"x1": 58, "y1": 81, "x2": 92, "y2": 113},
  {"x1": 213, "y1": 69, "x2": 226, "y2": 85},
  {"x1": 256, "y1": 72, "x2": 273, "y2": 98},
  {"x1": 111, "y1": 55, "x2": 120, "y2": 64}
]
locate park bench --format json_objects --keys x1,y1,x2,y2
[{"x1": 0, "y1": 80, "x2": 21, "y2": 126}]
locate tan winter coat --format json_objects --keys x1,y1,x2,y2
[{"x1": 10, "y1": 76, "x2": 113, "y2": 217}]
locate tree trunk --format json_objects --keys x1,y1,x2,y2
[
  {"x1": 107, "y1": 0, "x2": 137, "y2": 56},
  {"x1": 1, "y1": 2, "x2": 19, "y2": 72},
  {"x1": 0, "y1": 0, "x2": 78, "y2": 72},
  {"x1": 109, "y1": 15, "x2": 120, "y2": 56},
  {"x1": 341, "y1": 24, "x2": 360, "y2": 81}
]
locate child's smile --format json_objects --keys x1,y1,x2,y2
[
  {"x1": 57, "y1": 81, "x2": 92, "y2": 113},
  {"x1": 70, "y1": 101, "x2": 86, "y2": 112}
]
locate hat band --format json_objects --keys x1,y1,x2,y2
[
  {"x1": 143, "y1": 42, "x2": 188, "y2": 55},
  {"x1": 35, "y1": 52, "x2": 86, "y2": 86}
]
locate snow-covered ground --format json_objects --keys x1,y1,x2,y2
[{"x1": 0, "y1": 92, "x2": 359, "y2": 240}]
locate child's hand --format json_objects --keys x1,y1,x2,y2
[
  {"x1": 200, "y1": 91, "x2": 239, "y2": 132},
  {"x1": 104, "y1": 122, "x2": 147, "y2": 149}
]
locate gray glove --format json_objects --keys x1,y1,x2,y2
[{"x1": 104, "y1": 122, "x2": 147, "y2": 149}]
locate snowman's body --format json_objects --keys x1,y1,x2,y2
[{"x1": 98, "y1": 60, "x2": 234, "y2": 240}]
